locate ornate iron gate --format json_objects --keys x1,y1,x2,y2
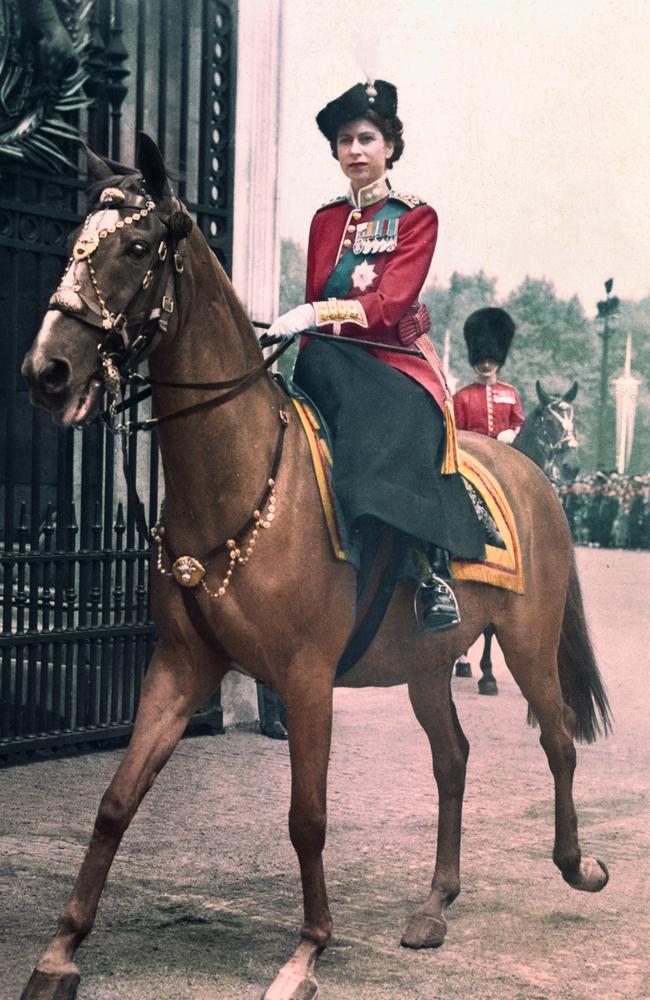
[{"x1": 0, "y1": 0, "x2": 237, "y2": 757}]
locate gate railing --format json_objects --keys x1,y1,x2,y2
[
  {"x1": 1, "y1": 499, "x2": 154, "y2": 752},
  {"x1": 0, "y1": 0, "x2": 235, "y2": 759}
]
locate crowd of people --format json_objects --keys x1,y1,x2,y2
[{"x1": 560, "y1": 471, "x2": 650, "y2": 550}]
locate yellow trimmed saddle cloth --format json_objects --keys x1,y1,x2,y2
[{"x1": 293, "y1": 398, "x2": 524, "y2": 595}]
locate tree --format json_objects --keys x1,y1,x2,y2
[
  {"x1": 276, "y1": 238, "x2": 307, "y2": 380},
  {"x1": 279, "y1": 238, "x2": 307, "y2": 313}
]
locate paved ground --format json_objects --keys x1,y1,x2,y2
[{"x1": 1, "y1": 547, "x2": 649, "y2": 1000}]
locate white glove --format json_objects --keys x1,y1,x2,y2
[
  {"x1": 267, "y1": 303, "x2": 316, "y2": 337},
  {"x1": 497, "y1": 428, "x2": 518, "y2": 444}
]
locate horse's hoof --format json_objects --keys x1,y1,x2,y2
[
  {"x1": 20, "y1": 969, "x2": 80, "y2": 1000},
  {"x1": 563, "y1": 856, "x2": 609, "y2": 893},
  {"x1": 401, "y1": 912, "x2": 447, "y2": 949},
  {"x1": 262, "y1": 975, "x2": 318, "y2": 1000},
  {"x1": 455, "y1": 659, "x2": 472, "y2": 678},
  {"x1": 478, "y1": 677, "x2": 498, "y2": 695}
]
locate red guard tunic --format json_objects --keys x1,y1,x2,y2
[
  {"x1": 453, "y1": 380, "x2": 524, "y2": 438},
  {"x1": 301, "y1": 176, "x2": 450, "y2": 414}
]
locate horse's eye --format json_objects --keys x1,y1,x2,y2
[{"x1": 128, "y1": 240, "x2": 150, "y2": 258}]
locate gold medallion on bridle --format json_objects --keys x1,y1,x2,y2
[
  {"x1": 99, "y1": 187, "x2": 126, "y2": 205},
  {"x1": 171, "y1": 556, "x2": 206, "y2": 588},
  {"x1": 73, "y1": 234, "x2": 100, "y2": 260}
]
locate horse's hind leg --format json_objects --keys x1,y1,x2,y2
[
  {"x1": 21, "y1": 643, "x2": 224, "y2": 1000},
  {"x1": 401, "y1": 667, "x2": 468, "y2": 950},
  {"x1": 498, "y1": 631, "x2": 608, "y2": 894},
  {"x1": 478, "y1": 624, "x2": 498, "y2": 695}
]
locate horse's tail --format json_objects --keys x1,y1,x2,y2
[{"x1": 528, "y1": 548, "x2": 612, "y2": 742}]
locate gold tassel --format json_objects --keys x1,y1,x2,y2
[{"x1": 441, "y1": 398, "x2": 459, "y2": 475}]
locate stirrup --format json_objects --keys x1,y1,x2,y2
[{"x1": 414, "y1": 574, "x2": 461, "y2": 633}]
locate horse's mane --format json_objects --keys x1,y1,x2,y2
[
  {"x1": 215, "y1": 260, "x2": 263, "y2": 353},
  {"x1": 513, "y1": 404, "x2": 545, "y2": 455},
  {"x1": 86, "y1": 168, "x2": 144, "y2": 210},
  {"x1": 85, "y1": 158, "x2": 181, "y2": 210}
]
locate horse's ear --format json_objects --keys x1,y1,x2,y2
[
  {"x1": 136, "y1": 132, "x2": 171, "y2": 201},
  {"x1": 85, "y1": 146, "x2": 113, "y2": 185},
  {"x1": 564, "y1": 380, "x2": 579, "y2": 403},
  {"x1": 536, "y1": 380, "x2": 552, "y2": 406}
]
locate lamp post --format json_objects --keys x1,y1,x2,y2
[{"x1": 595, "y1": 278, "x2": 620, "y2": 469}]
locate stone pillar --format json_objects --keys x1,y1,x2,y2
[
  {"x1": 231, "y1": 0, "x2": 283, "y2": 324},
  {"x1": 223, "y1": 0, "x2": 283, "y2": 729}
]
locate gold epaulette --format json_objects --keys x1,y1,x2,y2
[
  {"x1": 388, "y1": 191, "x2": 426, "y2": 209},
  {"x1": 316, "y1": 195, "x2": 348, "y2": 212}
]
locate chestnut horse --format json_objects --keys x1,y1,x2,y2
[{"x1": 19, "y1": 137, "x2": 610, "y2": 1000}]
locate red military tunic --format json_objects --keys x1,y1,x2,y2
[
  {"x1": 301, "y1": 175, "x2": 450, "y2": 414},
  {"x1": 453, "y1": 380, "x2": 524, "y2": 438}
]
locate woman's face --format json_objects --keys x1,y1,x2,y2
[{"x1": 336, "y1": 117, "x2": 393, "y2": 192}]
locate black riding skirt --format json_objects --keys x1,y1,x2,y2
[{"x1": 293, "y1": 340, "x2": 485, "y2": 561}]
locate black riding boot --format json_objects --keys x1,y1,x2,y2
[
  {"x1": 414, "y1": 548, "x2": 461, "y2": 632},
  {"x1": 256, "y1": 683, "x2": 288, "y2": 740}
]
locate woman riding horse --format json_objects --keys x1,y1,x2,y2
[
  {"x1": 19, "y1": 132, "x2": 611, "y2": 1000},
  {"x1": 268, "y1": 79, "x2": 485, "y2": 631}
]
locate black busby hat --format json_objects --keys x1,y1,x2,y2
[
  {"x1": 463, "y1": 308, "x2": 516, "y2": 368},
  {"x1": 316, "y1": 80, "x2": 398, "y2": 141}
]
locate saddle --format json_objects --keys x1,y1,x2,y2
[{"x1": 282, "y1": 378, "x2": 524, "y2": 677}]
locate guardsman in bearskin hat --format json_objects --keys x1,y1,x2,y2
[
  {"x1": 453, "y1": 307, "x2": 524, "y2": 443},
  {"x1": 267, "y1": 79, "x2": 485, "y2": 631}
]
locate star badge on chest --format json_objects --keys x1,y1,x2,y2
[{"x1": 351, "y1": 260, "x2": 377, "y2": 292}]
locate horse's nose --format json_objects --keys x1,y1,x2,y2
[
  {"x1": 40, "y1": 358, "x2": 72, "y2": 394},
  {"x1": 561, "y1": 451, "x2": 580, "y2": 484},
  {"x1": 21, "y1": 354, "x2": 72, "y2": 396}
]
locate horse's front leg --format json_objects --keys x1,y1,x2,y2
[
  {"x1": 21, "y1": 643, "x2": 224, "y2": 1000},
  {"x1": 264, "y1": 661, "x2": 334, "y2": 1000}
]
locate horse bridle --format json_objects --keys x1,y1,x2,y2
[
  {"x1": 48, "y1": 186, "x2": 183, "y2": 395},
  {"x1": 539, "y1": 400, "x2": 578, "y2": 453},
  {"x1": 536, "y1": 400, "x2": 578, "y2": 485},
  {"x1": 46, "y1": 184, "x2": 294, "y2": 555}
]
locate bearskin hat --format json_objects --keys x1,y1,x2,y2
[
  {"x1": 316, "y1": 80, "x2": 398, "y2": 142},
  {"x1": 463, "y1": 307, "x2": 516, "y2": 368}
]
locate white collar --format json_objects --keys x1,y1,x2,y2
[{"x1": 347, "y1": 175, "x2": 391, "y2": 208}]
